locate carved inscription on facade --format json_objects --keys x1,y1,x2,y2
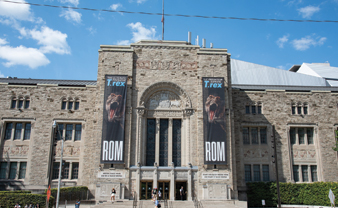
[
  {"x1": 134, "y1": 60, "x2": 197, "y2": 70},
  {"x1": 208, "y1": 184, "x2": 227, "y2": 199},
  {"x1": 3, "y1": 146, "x2": 29, "y2": 156},
  {"x1": 175, "y1": 172, "x2": 188, "y2": 179},
  {"x1": 141, "y1": 171, "x2": 153, "y2": 179}
]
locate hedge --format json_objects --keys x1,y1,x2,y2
[
  {"x1": 45, "y1": 186, "x2": 88, "y2": 202},
  {"x1": 247, "y1": 182, "x2": 338, "y2": 207},
  {"x1": 0, "y1": 192, "x2": 54, "y2": 208}
]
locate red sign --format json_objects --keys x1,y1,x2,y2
[{"x1": 47, "y1": 185, "x2": 51, "y2": 201}]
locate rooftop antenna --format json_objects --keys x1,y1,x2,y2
[
  {"x1": 202, "y1": 38, "x2": 206, "y2": 48},
  {"x1": 188, "y1": 31, "x2": 191, "y2": 44},
  {"x1": 161, "y1": 0, "x2": 164, "y2": 40},
  {"x1": 210, "y1": 43, "x2": 213, "y2": 48},
  {"x1": 195, "y1": 35, "x2": 199, "y2": 46}
]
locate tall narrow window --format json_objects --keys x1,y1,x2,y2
[
  {"x1": 245, "y1": 165, "x2": 252, "y2": 182},
  {"x1": 23, "y1": 123, "x2": 31, "y2": 140},
  {"x1": 9, "y1": 162, "x2": 17, "y2": 179},
  {"x1": 5, "y1": 123, "x2": 13, "y2": 140},
  {"x1": 11, "y1": 98, "x2": 17, "y2": 109},
  {"x1": 63, "y1": 162, "x2": 70, "y2": 179},
  {"x1": 307, "y1": 128, "x2": 313, "y2": 144},
  {"x1": 302, "y1": 165, "x2": 308, "y2": 182},
  {"x1": 173, "y1": 119, "x2": 181, "y2": 167},
  {"x1": 24, "y1": 98, "x2": 30, "y2": 109},
  {"x1": 245, "y1": 106, "x2": 250, "y2": 114},
  {"x1": 52, "y1": 162, "x2": 60, "y2": 179},
  {"x1": 262, "y1": 165, "x2": 270, "y2": 181},
  {"x1": 14, "y1": 123, "x2": 22, "y2": 140},
  {"x1": 68, "y1": 101, "x2": 73, "y2": 110},
  {"x1": 253, "y1": 165, "x2": 260, "y2": 181},
  {"x1": 298, "y1": 128, "x2": 305, "y2": 144},
  {"x1": 75, "y1": 100, "x2": 80, "y2": 110},
  {"x1": 292, "y1": 106, "x2": 296, "y2": 115},
  {"x1": 251, "y1": 106, "x2": 256, "y2": 114},
  {"x1": 65, "y1": 124, "x2": 73, "y2": 140},
  {"x1": 303, "y1": 105, "x2": 308, "y2": 115},
  {"x1": 72, "y1": 163, "x2": 79, "y2": 179},
  {"x1": 260, "y1": 128, "x2": 267, "y2": 144},
  {"x1": 75, "y1": 124, "x2": 82, "y2": 141},
  {"x1": 297, "y1": 106, "x2": 302, "y2": 114},
  {"x1": 146, "y1": 119, "x2": 156, "y2": 166},
  {"x1": 57, "y1": 124, "x2": 64, "y2": 140},
  {"x1": 293, "y1": 165, "x2": 299, "y2": 182},
  {"x1": 290, "y1": 128, "x2": 296, "y2": 144},
  {"x1": 18, "y1": 98, "x2": 23, "y2": 109},
  {"x1": 257, "y1": 105, "x2": 262, "y2": 114},
  {"x1": 311, "y1": 165, "x2": 317, "y2": 182},
  {"x1": 0, "y1": 162, "x2": 7, "y2": 179},
  {"x1": 159, "y1": 119, "x2": 168, "y2": 166},
  {"x1": 251, "y1": 128, "x2": 258, "y2": 144},
  {"x1": 243, "y1": 128, "x2": 250, "y2": 144},
  {"x1": 61, "y1": 100, "x2": 67, "y2": 110},
  {"x1": 18, "y1": 162, "x2": 27, "y2": 179}
]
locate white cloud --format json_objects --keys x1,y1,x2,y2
[
  {"x1": 110, "y1": 3, "x2": 122, "y2": 10},
  {"x1": 27, "y1": 26, "x2": 71, "y2": 54},
  {"x1": 276, "y1": 34, "x2": 289, "y2": 48},
  {"x1": 59, "y1": 0, "x2": 79, "y2": 6},
  {"x1": 287, "y1": 0, "x2": 302, "y2": 6},
  {"x1": 0, "y1": 0, "x2": 33, "y2": 21},
  {"x1": 60, "y1": 8, "x2": 82, "y2": 24},
  {"x1": 298, "y1": 6, "x2": 320, "y2": 18},
  {"x1": 292, "y1": 35, "x2": 327, "y2": 51},
  {"x1": 117, "y1": 22, "x2": 157, "y2": 45},
  {"x1": 276, "y1": 65, "x2": 286, "y2": 70},
  {"x1": 0, "y1": 38, "x2": 8, "y2": 45},
  {"x1": 87, "y1": 26, "x2": 96, "y2": 35},
  {"x1": 0, "y1": 45, "x2": 50, "y2": 69},
  {"x1": 136, "y1": 0, "x2": 147, "y2": 4},
  {"x1": 117, "y1": 40, "x2": 131, "y2": 45},
  {"x1": 0, "y1": 71, "x2": 4, "y2": 78}
]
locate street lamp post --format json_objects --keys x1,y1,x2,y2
[{"x1": 53, "y1": 121, "x2": 65, "y2": 208}]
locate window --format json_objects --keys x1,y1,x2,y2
[
  {"x1": 72, "y1": 163, "x2": 79, "y2": 179},
  {"x1": 23, "y1": 124, "x2": 31, "y2": 140},
  {"x1": 18, "y1": 98, "x2": 23, "y2": 109},
  {"x1": 52, "y1": 162, "x2": 60, "y2": 179},
  {"x1": 262, "y1": 165, "x2": 270, "y2": 181},
  {"x1": 4, "y1": 122, "x2": 32, "y2": 141},
  {"x1": 75, "y1": 124, "x2": 82, "y2": 141},
  {"x1": 290, "y1": 127, "x2": 314, "y2": 145},
  {"x1": 68, "y1": 100, "x2": 73, "y2": 110},
  {"x1": 245, "y1": 106, "x2": 250, "y2": 114},
  {"x1": 24, "y1": 98, "x2": 30, "y2": 109},
  {"x1": 9, "y1": 162, "x2": 17, "y2": 179},
  {"x1": 11, "y1": 97, "x2": 30, "y2": 109},
  {"x1": 55, "y1": 123, "x2": 82, "y2": 141},
  {"x1": 75, "y1": 100, "x2": 80, "y2": 110},
  {"x1": 61, "y1": 98, "x2": 80, "y2": 110},
  {"x1": 257, "y1": 105, "x2": 262, "y2": 114},
  {"x1": 63, "y1": 163, "x2": 70, "y2": 179},
  {"x1": 243, "y1": 127, "x2": 268, "y2": 145},
  {"x1": 302, "y1": 165, "x2": 309, "y2": 182},
  {"x1": 159, "y1": 119, "x2": 169, "y2": 166},
  {"x1": 61, "y1": 100, "x2": 67, "y2": 110},
  {"x1": 251, "y1": 106, "x2": 256, "y2": 114},
  {"x1": 0, "y1": 162, "x2": 7, "y2": 179},
  {"x1": 146, "y1": 119, "x2": 156, "y2": 166},
  {"x1": 253, "y1": 165, "x2": 260, "y2": 181},
  {"x1": 293, "y1": 165, "x2": 299, "y2": 182},
  {"x1": 11, "y1": 98, "x2": 17, "y2": 109},
  {"x1": 292, "y1": 103, "x2": 308, "y2": 115},
  {"x1": 245, "y1": 165, "x2": 251, "y2": 182},
  {"x1": 18, "y1": 162, "x2": 27, "y2": 179},
  {"x1": 14, "y1": 123, "x2": 22, "y2": 140},
  {"x1": 57, "y1": 124, "x2": 64, "y2": 140},
  {"x1": 5, "y1": 123, "x2": 13, "y2": 140},
  {"x1": 245, "y1": 103, "x2": 262, "y2": 115},
  {"x1": 311, "y1": 165, "x2": 317, "y2": 182},
  {"x1": 172, "y1": 119, "x2": 181, "y2": 167},
  {"x1": 65, "y1": 124, "x2": 73, "y2": 140}
]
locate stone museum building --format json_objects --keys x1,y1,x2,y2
[{"x1": 0, "y1": 40, "x2": 337, "y2": 204}]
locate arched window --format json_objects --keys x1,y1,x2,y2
[
  {"x1": 24, "y1": 97, "x2": 30, "y2": 109},
  {"x1": 11, "y1": 98, "x2": 17, "y2": 109},
  {"x1": 61, "y1": 98, "x2": 67, "y2": 110},
  {"x1": 18, "y1": 97, "x2": 24, "y2": 109}
]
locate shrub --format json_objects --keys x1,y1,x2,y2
[{"x1": 0, "y1": 192, "x2": 54, "y2": 208}]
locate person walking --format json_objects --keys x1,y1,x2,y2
[
  {"x1": 75, "y1": 199, "x2": 80, "y2": 208},
  {"x1": 111, "y1": 188, "x2": 116, "y2": 202},
  {"x1": 180, "y1": 186, "x2": 184, "y2": 201}
]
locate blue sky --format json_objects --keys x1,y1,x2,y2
[{"x1": 0, "y1": 0, "x2": 337, "y2": 80}]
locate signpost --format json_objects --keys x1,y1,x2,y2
[{"x1": 329, "y1": 189, "x2": 335, "y2": 208}]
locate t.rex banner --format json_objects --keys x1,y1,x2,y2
[
  {"x1": 202, "y1": 77, "x2": 227, "y2": 164},
  {"x1": 101, "y1": 75, "x2": 128, "y2": 163}
]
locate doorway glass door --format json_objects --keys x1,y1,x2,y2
[
  {"x1": 158, "y1": 181, "x2": 170, "y2": 200},
  {"x1": 140, "y1": 181, "x2": 153, "y2": 200}
]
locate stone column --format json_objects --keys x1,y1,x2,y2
[
  {"x1": 168, "y1": 119, "x2": 173, "y2": 165},
  {"x1": 170, "y1": 162, "x2": 175, "y2": 200},
  {"x1": 184, "y1": 109, "x2": 193, "y2": 166},
  {"x1": 136, "y1": 107, "x2": 146, "y2": 164},
  {"x1": 154, "y1": 163, "x2": 158, "y2": 189},
  {"x1": 187, "y1": 163, "x2": 192, "y2": 201},
  {"x1": 136, "y1": 162, "x2": 141, "y2": 200},
  {"x1": 155, "y1": 118, "x2": 160, "y2": 165}
]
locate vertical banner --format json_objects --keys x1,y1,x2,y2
[
  {"x1": 202, "y1": 77, "x2": 227, "y2": 164},
  {"x1": 101, "y1": 75, "x2": 128, "y2": 163}
]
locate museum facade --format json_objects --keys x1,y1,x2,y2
[{"x1": 0, "y1": 40, "x2": 337, "y2": 203}]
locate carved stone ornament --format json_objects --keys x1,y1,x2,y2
[
  {"x1": 184, "y1": 108, "x2": 193, "y2": 117},
  {"x1": 148, "y1": 91, "x2": 181, "y2": 110},
  {"x1": 137, "y1": 107, "x2": 146, "y2": 116}
]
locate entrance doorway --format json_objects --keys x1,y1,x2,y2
[
  {"x1": 158, "y1": 181, "x2": 170, "y2": 200},
  {"x1": 175, "y1": 181, "x2": 187, "y2": 200},
  {"x1": 140, "y1": 181, "x2": 153, "y2": 200}
]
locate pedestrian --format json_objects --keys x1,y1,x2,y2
[
  {"x1": 75, "y1": 199, "x2": 80, "y2": 208},
  {"x1": 14, "y1": 203, "x2": 21, "y2": 208},
  {"x1": 158, "y1": 190, "x2": 162, "y2": 201},
  {"x1": 180, "y1": 186, "x2": 184, "y2": 200},
  {"x1": 111, "y1": 188, "x2": 116, "y2": 202},
  {"x1": 35, "y1": 204, "x2": 40, "y2": 208},
  {"x1": 24, "y1": 204, "x2": 28, "y2": 208},
  {"x1": 152, "y1": 188, "x2": 157, "y2": 202}
]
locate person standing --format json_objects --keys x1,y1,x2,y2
[
  {"x1": 111, "y1": 188, "x2": 116, "y2": 202},
  {"x1": 75, "y1": 199, "x2": 80, "y2": 208},
  {"x1": 14, "y1": 203, "x2": 21, "y2": 208},
  {"x1": 152, "y1": 188, "x2": 157, "y2": 202},
  {"x1": 180, "y1": 186, "x2": 184, "y2": 200},
  {"x1": 158, "y1": 190, "x2": 162, "y2": 201}
]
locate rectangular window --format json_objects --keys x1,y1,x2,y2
[
  {"x1": 245, "y1": 165, "x2": 252, "y2": 182},
  {"x1": 307, "y1": 128, "x2": 313, "y2": 144},
  {"x1": 172, "y1": 119, "x2": 181, "y2": 167},
  {"x1": 302, "y1": 165, "x2": 309, "y2": 182},
  {"x1": 297, "y1": 106, "x2": 302, "y2": 114},
  {"x1": 18, "y1": 100, "x2": 23, "y2": 109},
  {"x1": 24, "y1": 100, "x2": 30, "y2": 109},
  {"x1": 5, "y1": 123, "x2": 13, "y2": 140},
  {"x1": 146, "y1": 119, "x2": 156, "y2": 166},
  {"x1": 290, "y1": 128, "x2": 296, "y2": 144},
  {"x1": 63, "y1": 162, "x2": 70, "y2": 179},
  {"x1": 293, "y1": 165, "x2": 299, "y2": 182},
  {"x1": 14, "y1": 123, "x2": 22, "y2": 140},
  {"x1": 72, "y1": 163, "x2": 79, "y2": 179},
  {"x1": 292, "y1": 106, "x2": 296, "y2": 115},
  {"x1": 298, "y1": 128, "x2": 305, "y2": 144},
  {"x1": 0, "y1": 162, "x2": 7, "y2": 179},
  {"x1": 18, "y1": 162, "x2": 27, "y2": 179},
  {"x1": 9, "y1": 162, "x2": 17, "y2": 179},
  {"x1": 57, "y1": 124, "x2": 64, "y2": 140},
  {"x1": 251, "y1": 128, "x2": 258, "y2": 144},
  {"x1": 257, "y1": 106, "x2": 262, "y2": 114},
  {"x1": 23, "y1": 123, "x2": 31, "y2": 140},
  {"x1": 65, "y1": 124, "x2": 73, "y2": 140},
  {"x1": 251, "y1": 106, "x2": 256, "y2": 114},
  {"x1": 61, "y1": 101, "x2": 67, "y2": 110},
  {"x1": 262, "y1": 165, "x2": 270, "y2": 181},
  {"x1": 253, "y1": 165, "x2": 260, "y2": 181},
  {"x1": 303, "y1": 106, "x2": 308, "y2": 115},
  {"x1": 52, "y1": 162, "x2": 60, "y2": 179},
  {"x1": 260, "y1": 128, "x2": 267, "y2": 144},
  {"x1": 75, "y1": 124, "x2": 82, "y2": 141},
  {"x1": 11, "y1": 100, "x2": 16, "y2": 109},
  {"x1": 243, "y1": 128, "x2": 250, "y2": 144},
  {"x1": 311, "y1": 165, "x2": 317, "y2": 182},
  {"x1": 75, "y1": 101, "x2": 80, "y2": 110},
  {"x1": 159, "y1": 119, "x2": 168, "y2": 166},
  {"x1": 68, "y1": 101, "x2": 73, "y2": 110},
  {"x1": 245, "y1": 106, "x2": 250, "y2": 114}
]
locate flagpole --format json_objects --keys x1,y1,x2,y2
[{"x1": 162, "y1": 0, "x2": 164, "y2": 40}]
